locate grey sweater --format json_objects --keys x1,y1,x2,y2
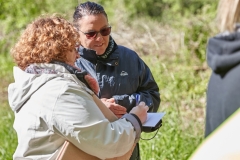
[{"x1": 205, "y1": 31, "x2": 240, "y2": 137}]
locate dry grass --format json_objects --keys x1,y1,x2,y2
[
  {"x1": 0, "y1": 80, "x2": 9, "y2": 106},
  {"x1": 111, "y1": 18, "x2": 184, "y2": 56}
]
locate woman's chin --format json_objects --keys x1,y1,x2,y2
[{"x1": 95, "y1": 51, "x2": 105, "y2": 55}]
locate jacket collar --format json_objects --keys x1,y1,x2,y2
[{"x1": 78, "y1": 46, "x2": 120, "y2": 66}]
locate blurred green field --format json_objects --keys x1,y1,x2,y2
[
  {"x1": 0, "y1": 54, "x2": 15, "y2": 159},
  {"x1": 0, "y1": 0, "x2": 217, "y2": 159}
]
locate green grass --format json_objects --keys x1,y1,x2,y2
[
  {"x1": 138, "y1": 53, "x2": 210, "y2": 160},
  {"x1": 0, "y1": 104, "x2": 16, "y2": 159},
  {"x1": 0, "y1": 54, "x2": 16, "y2": 160}
]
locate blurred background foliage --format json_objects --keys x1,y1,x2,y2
[
  {"x1": 0, "y1": 0, "x2": 218, "y2": 62},
  {"x1": 0, "y1": 0, "x2": 219, "y2": 159}
]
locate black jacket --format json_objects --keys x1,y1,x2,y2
[
  {"x1": 205, "y1": 31, "x2": 240, "y2": 137},
  {"x1": 75, "y1": 45, "x2": 160, "y2": 112}
]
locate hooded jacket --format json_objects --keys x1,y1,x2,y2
[
  {"x1": 75, "y1": 45, "x2": 160, "y2": 113},
  {"x1": 8, "y1": 63, "x2": 140, "y2": 160},
  {"x1": 205, "y1": 31, "x2": 240, "y2": 137}
]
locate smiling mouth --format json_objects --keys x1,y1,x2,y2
[{"x1": 95, "y1": 44, "x2": 103, "y2": 47}]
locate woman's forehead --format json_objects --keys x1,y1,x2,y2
[{"x1": 79, "y1": 14, "x2": 108, "y2": 30}]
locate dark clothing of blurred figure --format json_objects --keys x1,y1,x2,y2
[{"x1": 205, "y1": 30, "x2": 240, "y2": 137}]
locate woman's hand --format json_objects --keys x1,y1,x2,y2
[
  {"x1": 130, "y1": 102, "x2": 148, "y2": 124},
  {"x1": 101, "y1": 98, "x2": 127, "y2": 118}
]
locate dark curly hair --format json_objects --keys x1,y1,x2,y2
[{"x1": 11, "y1": 15, "x2": 80, "y2": 70}]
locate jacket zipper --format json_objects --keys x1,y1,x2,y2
[{"x1": 95, "y1": 61, "x2": 101, "y2": 97}]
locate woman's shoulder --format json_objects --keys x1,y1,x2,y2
[
  {"x1": 115, "y1": 45, "x2": 139, "y2": 58},
  {"x1": 117, "y1": 45, "x2": 136, "y2": 53},
  {"x1": 37, "y1": 73, "x2": 90, "y2": 97}
]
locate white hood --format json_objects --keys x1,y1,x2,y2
[
  {"x1": 8, "y1": 63, "x2": 137, "y2": 160},
  {"x1": 8, "y1": 64, "x2": 68, "y2": 112}
]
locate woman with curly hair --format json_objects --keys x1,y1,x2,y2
[{"x1": 8, "y1": 15, "x2": 148, "y2": 159}]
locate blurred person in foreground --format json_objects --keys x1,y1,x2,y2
[
  {"x1": 189, "y1": 1, "x2": 240, "y2": 159},
  {"x1": 73, "y1": 2, "x2": 160, "y2": 159},
  {"x1": 205, "y1": 0, "x2": 240, "y2": 138},
  {"x1": 8, "y1": 15, "x2": 149, "y2": 159},
  {"x1": 190, "y1": 108, "x2": 240, "y2": 160}
]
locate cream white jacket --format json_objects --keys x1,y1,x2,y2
[{"x1": 8, "y1": 64, "x2": 136, "y2": 160}]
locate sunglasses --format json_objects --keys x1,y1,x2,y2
[{"x1": 79, "y1": 26, "x2": 111, "y2": 39}]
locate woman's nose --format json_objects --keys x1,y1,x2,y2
[{"x1": 95, "y1": 33, "x2": 104, "y2": 41}]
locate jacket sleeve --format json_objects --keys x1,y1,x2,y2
[
  {"x1": 113, "y1": 58, "x2": 160, "y2": 112},
  {"x1": 52, "y1": 82, "x2": 139, "y2": 159}
]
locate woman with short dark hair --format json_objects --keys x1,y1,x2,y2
[{"x1": 73, "y1": 2, "x2": 161, "y2": 159}]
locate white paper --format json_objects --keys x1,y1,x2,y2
[{"x1": 143, "y1": 112, "x2": 165, "y2": 127}]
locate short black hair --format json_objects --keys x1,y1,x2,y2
[{"x1": 73, "y1": 1, "x2": 108, "y2": 28}]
